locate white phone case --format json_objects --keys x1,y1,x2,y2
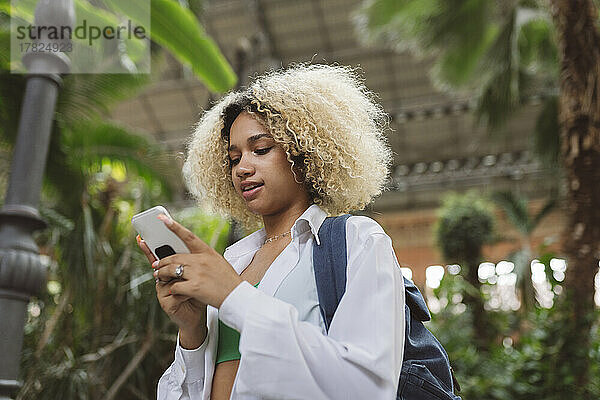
[{"x1": 131, "y1": 206, "x2": 190, "y2": 260}]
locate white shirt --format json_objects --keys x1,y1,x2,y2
[{"x1": 157, "y1": 204, "x2": 405, "y2": 400}]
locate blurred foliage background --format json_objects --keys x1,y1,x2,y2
[
  {"x1": 18, "y1": 170, "x2": 230, "y2": 400},
  {"x1": 359, "y1": 0, "x2": 600, "y2": 398},
  {"x1": 430, "y1": 190, "x2": 600, "y2": 400},
  {"x1": 1, "y1": 0, "x2": 237, "y2": 398},
  {"x1": 1, "y1": 0, "x2": 599, "y2": 399},
  {"x1": 429, "y1": 267, "x2": 600, "y2": 400}
]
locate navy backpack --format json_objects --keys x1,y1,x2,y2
[{"x1": 312, "y1": 215, "x2": 461, "y2": 400}]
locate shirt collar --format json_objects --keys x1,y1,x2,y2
[
  {"x1": 224, "y1": 204, "x2": 327, "y2": 259},
  {"x1": 291, "y1": 203, "x2": 327, "y2": 246}
]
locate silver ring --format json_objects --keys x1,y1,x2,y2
[{"x1": 175, "y1": 264, "x2": 184, "y2": 279}]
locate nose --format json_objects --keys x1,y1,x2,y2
[{"x1": 235, "y1": 157, "x2": 255, "y2": 179}]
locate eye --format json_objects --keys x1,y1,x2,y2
[
  {"x1": 254, "y1": 147, "x2": 272, "y2": 155},
  {"x1": 228, "y1": 147, "x2": 272, "y2": 168}
]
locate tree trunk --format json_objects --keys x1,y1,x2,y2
[{"x1": 550, "y1": 0, "x2": 600, "y2": 393}]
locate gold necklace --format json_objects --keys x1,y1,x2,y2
[{"x1": 263, "y1": 230, "x2": 291, "y2": 245}]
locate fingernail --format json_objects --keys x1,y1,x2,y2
[
  {"x1": 157, "y1": 214, "x2": 173, "y2": 226},
  {"x1": 153, "y1": 270, "x2": 158, "y2": 277},
  {"x1": 136, "y1": 235, "x2": 141, "y2": 243},
  {"x1": 169, "y1": 289, "x2": 172, "y2": 295},
  {"x1": 152, "y1": 261, "x2": 159, "y2": 268}
]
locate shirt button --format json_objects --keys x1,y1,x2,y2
[{"x1": 181, "y1": 365, "x2": 185, "y2": 373}]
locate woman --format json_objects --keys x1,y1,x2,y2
[{"x1": 137, "y1": 64, "x2": 406, "y2": 399}]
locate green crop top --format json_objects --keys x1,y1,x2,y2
[{"x1": 215, "y1": 281, "x2": 260, "y2": 364}]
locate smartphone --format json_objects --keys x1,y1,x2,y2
[{"x1": 131, "y1": 206, "x2": 190, "y2": 260}]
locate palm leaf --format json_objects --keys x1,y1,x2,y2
[
  {"x1": 8, "y1": 0, "x2": 148, "y2": 72},
  {"x1": 39, "y1": 206, "x2": 75, "y2": 233},
  {"x1": 0, "y1": 0, "x2": 8, "y2": 13},
  {"x1": 56, "y1": 73, "x2": 153, "y2": 124},
  {"x1": 431, "y1": 23, "x2": 498, "y2": 89},
  {"x1": 105, "y1": 0, "x2": 237, "y2": 93},
  {"x1": 356, "y1": 0, "x2": 499, "y2": 90},
  {"x1": 531, "y1": 196, "x2": 557, "y2": 231},
  {"x1": 518, "y1": 16, "x2": 558, "y2": 76},
  {"x1": 469, "y1": 7, "x2": 554, "y2": 130},
  {"x1": 60, "y1": 119, "x2": 180, "y2": 197},
  {"x1": 42, "y1": 118, "x2": 177, "y2": 218},
  {"x1": 56, "y1": 48, "x2": 168, "y2": 124},
  {"x1": 356, "y1": 1, "x2": 559, "y2": 137},
  {"x1": 359, "y1": 0, "x2": 406, "y2": 30},
  {"x1": 42, "y1": 122, "x2": 87, "y2": 215},
  {"x1": 492, "y1": 191, "x2": 530, "y2": 235},
  {"x1": 82, "y1": 201, "x2": 97, "y2": 278},
  {"x1": 473, "y1": 7, "x2": 521, "y2": 128},
  {"x1": 0, "y1": 28, "x2": 9, "y2": 70},
  {"x1": 72, "y1": 0, "x2": 147, "y2": 60}
]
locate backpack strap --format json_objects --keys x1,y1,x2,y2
[
  {"x1": 314, "y1": 215, "x2": 432, "y2": 327},
  {"x1": 313, "y1": 214, "x2": 351, "y2": 332},
  {"x1": 313, "y1": 215, "x2": 461, "y2": 398}
]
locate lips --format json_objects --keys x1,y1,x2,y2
[
  {"x1": 242, "y1": 183, "x2": 263, "y2": 192},
  {"x1": 241, "y1": 183, "x2": 264, "y2": 200}
]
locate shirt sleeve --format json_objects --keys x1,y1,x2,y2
[
  {"x1": 218, "y1": 217, "x2": 406, "y2": 400},
  {"x1": 157, "y1": 332, "x2": 209, "y2": 400}
]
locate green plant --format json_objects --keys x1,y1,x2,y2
[
  {"x1": 492, "y1": 191, "x2": 556, "y2": 313},
  {"x1": 428, "y1": 272, "x2": 600, "y2": 400},
  {"x1": 357, "y1": 0, "x2": 600, "y2": 390},
  {"x1": 0, "y1": 1, "x2": 238, "y2": 396},
  {"x1": 2, "y1": 0, "x2": 236, "y2": 90},
  {"x1": 19, "y1": 166, "x2": 230, "y2": 400},
  {"x1": 435, "y1": 191, "x2": 495, "y2": 349}
]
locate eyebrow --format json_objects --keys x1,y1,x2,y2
[{"x1": 228, "y1": 133, "x2": 273, "y2": 152}]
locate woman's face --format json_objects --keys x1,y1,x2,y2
[{"x1": 228, "y1": 112, "x2": 310, "y2": 216}]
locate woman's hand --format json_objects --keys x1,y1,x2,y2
[
  {"x1": 152, "y1": 214, "x2": 244, "y2": 309},
  {"x1": 136, "y1": 231, "x2": 208, "y2": 348}
]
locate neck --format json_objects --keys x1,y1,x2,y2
[{"x1": 262, "y1": 201, "x2": 311, "y2": 238}]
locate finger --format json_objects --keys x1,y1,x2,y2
[
  {"x1": 140, "y1": 240, "x2": 154, "y2": 259},
  {"x1": 137, "y1": 236, "x2": 157, "y2": 263},
  {"x1": 154, "y1": 263, "x2": 187, "y2": 282},
  {"x1": 153, "y1": 253, "x2": 189, "y2": 270},
  {"x1": 155, "y1": 279, "x2": 189, "y2": 298},
  {"x1": 157, "y1": 214, "x2": 210, "y2": 253},
  {"x1": 161, "y1": 293, "x2": 192, "y2": 315},
  {"x1": 168, "y1": 280, "x2": 193, "y2": 297},
  {"x1": 155, "y1": 279, "x2": 172, "y2": 295}
]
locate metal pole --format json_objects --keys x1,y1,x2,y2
[{"x1": 0, "y1": 1, "x2": 73, "y2": 399}]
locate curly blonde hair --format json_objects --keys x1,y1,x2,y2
[{"x1": 182, "y1": 64, "x2": 393, "y2": 230}]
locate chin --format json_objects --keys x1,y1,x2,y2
[
  {"x1": 244, "y1": 200, "x2": 282, "y2": 218},
  {"x1": 240, "y1": 197, "x2": 267, "y2": 216},
  {"x1": 246, "y1": 205, "x2": 264, "y2": 216}
]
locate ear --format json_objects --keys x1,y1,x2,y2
[{"x1": 291, "y1": 155, "x2": 306, "y2": 179}]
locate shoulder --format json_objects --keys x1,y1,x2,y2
[
  {"x1": 344, "y1": 215, "x2": 388, "y2": 245},
  {"x1": 317, "y1": 214, "x2": 391, "y2": 256},
  {"x1": 342, "y1": 215, "x2": 402, "y2": 282}
]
